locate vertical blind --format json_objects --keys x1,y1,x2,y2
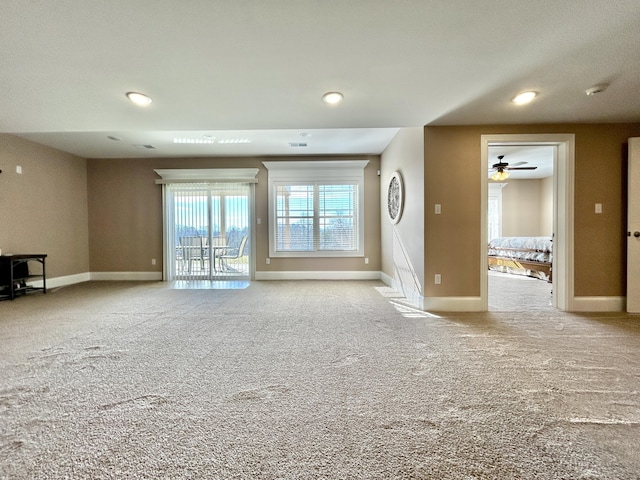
[{"x1": 165, "y1": 182, "x2": 250, "y2": 280}]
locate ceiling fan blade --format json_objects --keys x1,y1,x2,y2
[
  {"x1": 508, "y1": 161, "x2": 528, "y2": 167},
  {"x1": 505, "y1": 166, "x2": 537, "y2": 170}
]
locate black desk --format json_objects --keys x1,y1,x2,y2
[{"x1": 0, "y1": 254, "x2": 47, "y2": 300}]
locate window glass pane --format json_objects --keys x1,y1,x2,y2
[
  {"x1": 275, "y1": 182, "x2": 357, "y2": 253},
  {"x1": 277, "y1": 217, "x2": 314, "y2": 251}
]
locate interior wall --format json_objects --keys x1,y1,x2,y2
[
  {"x1": 87, "y1": 155, "x2": 381, "y2": 274},
  {"x1": 501, "y1": 179, "x2": 552, "y2": 237},
  {"x1": 380, "y1": 128, "x2": 425, "y2": 303},
  {"x1": 0, "y1": 135, "x2": 89, "y2": 278},
  {"x1": 540, "y1": 176, "x2": 553, "y2": 235},
  {"x1": 425, "y1": 123, "x2": 640, "y2": 298}
]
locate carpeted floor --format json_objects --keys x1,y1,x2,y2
[
  {"x1": 1, "y1": 280, "x2": 639, "y2": 479},
  {"x1": 488, "y1": 271, "x2": 553, "y2": 312}
]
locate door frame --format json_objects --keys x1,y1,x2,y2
[
  {"x1": 155, "y1": 168, "x2": 258, "y2": 282},
  {"x1": 480, "y1": 134, "x2": 575, "y2": 311}
]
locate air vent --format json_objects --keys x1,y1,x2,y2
[
  {"x1": 218, "y1": 138, "x2": 251, "y2": 144},
  {"x1": 173, "y1": 138, "x2": 215, "y2": 144},
  {"x1": 288, "y1": 142, "x2": 308, "y2": 147},
  {"x1": 134, "y1": 144, "x2": 156, "y2": 149}
]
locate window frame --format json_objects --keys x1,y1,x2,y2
[{"x1": 263, "y1": 160, "x2": 369, "y2": 258}]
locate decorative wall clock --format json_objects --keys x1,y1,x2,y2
[{"x1": 387, "y1": 171, "x2": 404, "y2": 224}]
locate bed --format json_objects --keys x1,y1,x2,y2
[{"x1": 488, "y1": 236, "x2": 552, "y2": 282}]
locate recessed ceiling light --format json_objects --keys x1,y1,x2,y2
[
  {"x1": 511, "y1": 91, "x2": 537, "y2": 105},
  {"x1": 322, "y1": 91, "x2": 343, "y2": 104},
  {"x1": 299, "y1": 132, "x2": 311, "y2": 138},
  {"x1": 126, "y1": 92, "x2": 152, "y2": 106},
  {"x1": 585, "y1": 84, "x2": 609, "y2": 96}
]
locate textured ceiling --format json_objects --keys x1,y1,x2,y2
[{"x1": 1, "y1": 0, "x2": 640, "y2": 159}]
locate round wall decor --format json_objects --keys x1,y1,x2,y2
[{"x1": 387, "y1": 171, "x2": 404, "y2": 224}]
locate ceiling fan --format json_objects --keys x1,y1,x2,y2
[{"x1": 489, "y1": 155, "x2": 537, "y2": 180}]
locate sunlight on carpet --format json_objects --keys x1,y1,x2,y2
[{"x1": 169, "y1": 280, "x2": 250, "y2": 289}]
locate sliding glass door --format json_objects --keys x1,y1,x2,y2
[{"x1": 165, "y1": 182, "x2": 251, "y2": 281}]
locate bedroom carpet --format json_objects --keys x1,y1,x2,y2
[{"x1": 1, "y1": 280, "x2": 639, "y2": 479}]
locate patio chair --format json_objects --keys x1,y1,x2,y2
[
  {"x1": 219, "y1": 236, "x2": 248, "y2": 271},
  {"x1": 179, "y1": 236, "x2": 206, "y2": 273}
]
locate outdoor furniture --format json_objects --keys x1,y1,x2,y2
[
  {"x1": 179, "y1": 236, "x2": 206, "y2": 273},
  {"x1": 219, "y1": 236, "x2": 248, "y2": 271}
]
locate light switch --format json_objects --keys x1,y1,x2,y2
[
  {"x1": 435, "y1": 204, "x2": 441, "y2": 215},
  {"x1": 595, "y1": 203, "x2": 602, "y2": 214}
]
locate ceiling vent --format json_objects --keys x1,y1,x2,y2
[
  {"x1": 134, "y1": 144, "x2": 156, "y2": 149},
  {"x1": 288, "y1": 142, "x2": 308, "y2": 148}
]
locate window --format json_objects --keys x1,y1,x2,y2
[
  {"x1": 263, "y1": 161, "x2": 368, "y2": 257},
  {"x1": 488, "y1": 183, "x2": 505, "y2": 241}
]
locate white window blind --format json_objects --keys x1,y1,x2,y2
[
  {"x1": 275, "y1": 183, "x2": 358, "y2": 253},
  {"x1": 264, "y1": 160, "x2": 368, "y2": 258}
]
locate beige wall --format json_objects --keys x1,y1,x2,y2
[
  {"x1": 0, "y1": 135, "x2": 89, "y2": 278},
  {"x1": 425, "y1": 124, "x2": 640, "y2": 298},
  {"x1": 540, "y1": 176, "x2": 553, "y2": 236},
  {"x1": 380, "y1": 128, "x2": 424, "y2": 300},
  {"x1": 87, "y1": 155, "x2": 381, "y2": 274},
  {"x1": 501, "y1": 179, "x2": 553, "y2": 237}
]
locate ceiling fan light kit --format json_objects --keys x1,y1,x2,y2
[
  {"x1": 491, "y1": 170, "x2": 510, "y2": 181},
  {"x1": 490, "y1": 154, "x2": 538, "y2": 181}
]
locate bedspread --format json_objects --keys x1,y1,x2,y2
[{"x1": 488, "y1": 236, "x2": 553, "y2": 264}]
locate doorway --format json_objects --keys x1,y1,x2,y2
[
  {"x1": 487, "y1": 144, "x2": 555, "y2": 311},
  {"x1": 480, "y1": 134, "x2": 575, "y2": 311},
  {"x1": 164, "y1": 182, "x2": 252, "y2": 282}
]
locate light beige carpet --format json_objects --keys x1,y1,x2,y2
[
  {"x1": 488, "y1": 271, "x2": 553, "y2": 312},
  {"x1": 1, "y1": 280, "x2": 639, "y2": 479}
]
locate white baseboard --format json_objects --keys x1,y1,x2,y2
[
  {"x1": 423, "y1": 296, "x2": 485, "y2": 312},
  {"x1": 571, "y1": 296, "x2": 626, "y2": 312},
  {"x1": 90, "y1": 272, "x2": 163, "y2": 281},
  {"x1": 254, "y1": 271, "x2": 382, "y2": 281},
  {"x1": 30, "y1": 272, "x2": 91, "y2": 289},
  {"x1": 380, "y1": 272, "x2": 393, "y2": 286}
]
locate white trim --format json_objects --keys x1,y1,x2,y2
[
  {"x1": 154, "y1": 168, "x2": 259, "y2": 184},
  {"x1": 90, "y1": 272, "x2": 163, "y2": 281},
  {"x1": 481, "y1": 134, "x2": 575, "y2": 312},
  {"x1": 29, "y1": 272, "x2": 91, "y2": 289},
  {"x1": 423, "y1": 297, "x2": 485, "y2": 312},
  {"x1": 263, "y1": 160, "x2": 369, "y2": 258},
  {"x1": 380, "y1": 271, "x2": 394, "y2": 286},
  {"x1": 572, "y1": 296, "x2": 626, "y2": 312},
  {"x1": 255, "y1": 270, "x2": 381, "y2": 281},
  {"x1": 262, "y1": 160, "x2": 369, "y2": 179}
]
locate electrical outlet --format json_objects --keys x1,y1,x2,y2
[
  {"x1": 266, "y1": 258, "x2": 270, "y2": 264},
  {"x1": 434, "y1": 274, "x2": 441, "y2": 284},
  {"x1": 151, "y1": 259, "x2": 156, "y2": 265},
  {"x1": 435, "y1": 204, "x2": 441, "y2": 215},
  {"x1": 595, "y1": 203, "x2": 602, "y2": 214},
  {"x1": 365, "y1": 257, "x2": 369, "y2": 264}
]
